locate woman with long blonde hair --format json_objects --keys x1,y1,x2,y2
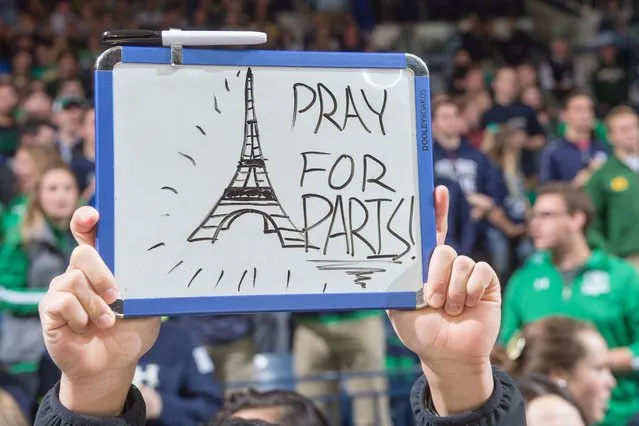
[
  {"x1": 0, "y1": 165, "x2": 78, "y2": 399},
  {"x1": 1, "y1": 145, "x2": 62, "y2": 241}
]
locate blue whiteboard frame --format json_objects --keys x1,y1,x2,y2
[{"x1": 95, "y1": 46, "x2": 436, "y2": 317}]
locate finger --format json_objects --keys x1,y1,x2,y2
[
  {"x1": 465, "y1": 261, "x2": 501, "y2": 307},
  {"x1": 68, "y1": 244, "x2": 119, "y2": 304},
  {"x1": 39, "y1": 290, "x2": 90, "y2": 334},
  {"x1": 70, "y1": 206, "x2": 99, "y2": 247},
  {"x1": 445, "y1": 255, "x2": 475, "y2": 316},
  {"x1": 434, "y1": 186, "x2": 449, "y2": 246},
  {"x1": 50, "y1": 270, "x2": 115, "y2": 329},
  {"x1": 425, "y1": 245, "x2": 456, "y2": 308}
]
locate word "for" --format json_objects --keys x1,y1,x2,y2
[{"x1": 299, "y1": 151, "x2": 397, "y2": 193}]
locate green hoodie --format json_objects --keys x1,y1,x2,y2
[
  {"x1": 586, "y1": 155, "x2": 639, "y2": 257},
  {"x1": 0, "y1": 221, "x2": 75, "y2": 374},
  {"x1": 500, "y1": 250, "x2": 639, "y2": 426}
]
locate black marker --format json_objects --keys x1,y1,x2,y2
[{"x1": 102, "y1": 29, "x2": 267, "y2": 47}]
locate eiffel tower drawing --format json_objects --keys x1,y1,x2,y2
[{"x1": 188, "y1": 68, "x2": 313, "y2": 249}]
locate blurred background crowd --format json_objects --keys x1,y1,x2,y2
[{"x1": 2, "y1": 0, "x2": 639, "y2": 425}]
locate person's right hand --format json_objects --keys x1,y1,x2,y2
[
  {"x1": 39, "y1": 206, "x2": 161, "y2": 416},
  {"x1": 572, "y1": 168, "x2": 593, "y2": 187},
  {"x1": 388, "y1": 186, "x2": 501, "y2": 415}
]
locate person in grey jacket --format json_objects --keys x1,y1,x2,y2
[{"x1": 33, "y1": 186, "x2": 525, "y2": 426}]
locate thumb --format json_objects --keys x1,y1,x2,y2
[{"x1": 70, "y1": 206, "x2": 99, "y2": 247}]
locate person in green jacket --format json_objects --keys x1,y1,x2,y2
[
  {"x1": 500, "y1": 182, "x2": 639, "y2": 426},
  {"x1": 586, "y1": 105, "x2": 639, "y2": 268},
  {"x1": 0, "y1": 166, "x2": 78, "y2": 398}
]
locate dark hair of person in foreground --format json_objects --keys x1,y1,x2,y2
[
  {"x1": 218, "y1": 418, "x2": 278, "y2": 426},
  {"x1": 210, "y1": 388, "x2": 329, "y2": 426}
]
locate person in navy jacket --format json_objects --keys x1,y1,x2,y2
[
  {"x1": 434, "y1": 176, "x2": 476, "y2": 255},
  {"x1": 432, "y1": 97, "x2": 522, "y2": 279},
  {"x1": 432, "y1": 99, "x2": 504, "y2": 213},
  {"x1": 130, "y1": 320, "x2": 223, "y2": 426},
  {"x1": 34, "y1": 319, "x2": 222, "y2": 426},
  {"x1": 0, "y1": 366, "x2": 32, "y2": 422},
  {"x1": 539, "y1": 91, "x2": 609, "y2": 186}
]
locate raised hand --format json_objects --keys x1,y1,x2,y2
[
  {"x1": 388, "y1": 186, "x2": 501, "y2": 415},
  {"x1": 38, "y1": 206, "x2": 161, "y2": 416}
]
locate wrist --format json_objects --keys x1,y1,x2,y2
[
  {"x1": 421, "y1": 358, "x2": 494, "y2": 416},
  {"x1": 59, "y1": 366, "x2": 136, "y2": 417}
]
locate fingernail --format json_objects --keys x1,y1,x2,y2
[
  {"x1": 429, "y1": 293, "x2": 445, "y2": 307},
  {"x1": 445, "y1": 302, "x2": 462, "y2": 314},
  {"x1": 103, "y1": 289, "x2": 118, "y2": 304},
  {"x1": 96, "y1": 313, "x2": 114, "y2": 328}
]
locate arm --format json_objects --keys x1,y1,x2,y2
[
  {"x1": 486, "y1": 207, "x2": 524, "y2": 238},
  {"x1": 524, "y1": 135, "x2": 546, "y2": 151},
  {"x1": 585, "y1": 172, "x2": 615, "y2": 254},
  {"x1": 572, "y1": 168, "x2": 595, "y2": 188},
  {"x1": 35, "y1": 379, "x2": 146, "y2": 426},
  {"x1": 411, "y1": 366, "x2": 525, "y2": 425},
  {"x1": 156, "y1": 345, "x2": 222, "y2": 426},
  {"x1": 482, "y1": 165, "x2": 524, "y2": 237},
  {"x1": 458, "y1": 188, "x2": 478, "y2": 256},
  {"x1": 0, "y1": 237, "x2": 44, "y2": 316}
]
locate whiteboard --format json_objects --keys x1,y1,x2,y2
[{"x1": 95, "y1": 47, "x2": 436, "y2": 317}]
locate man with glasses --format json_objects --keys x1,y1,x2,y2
[{"x1": 500, "y1": 182, "x2": 639, "y2": 426}]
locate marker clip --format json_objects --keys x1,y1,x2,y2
[{"x1": 170, "y1": 28, "x2": 183, "y2": 67}]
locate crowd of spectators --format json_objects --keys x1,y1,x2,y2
[{"x1": 1, "y1": 0, "x2": 639, "y2": 425}]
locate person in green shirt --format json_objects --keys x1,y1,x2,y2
[
  {"x1": 0, "y1": 166, "x2": 78, "y2": 398},
  {"x1": 500, "y1": 182, "x2": 639, "y2": 426},
  {"x1": 586, "y1": 105, "x2": 639, "y2": 269}
]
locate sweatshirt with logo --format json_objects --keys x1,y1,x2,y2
[{"x1": 586, "y1": 154, "x2": 639, "y2": 258}]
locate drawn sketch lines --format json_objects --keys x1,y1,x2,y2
[{"x1": 188, "y1": 68, "x2": 316, "y2": 250}]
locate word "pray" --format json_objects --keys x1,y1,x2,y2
[{"x1": 292, "y1": 83, "x2": 388, "y2": 135}]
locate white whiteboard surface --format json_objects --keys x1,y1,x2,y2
[{"x1": 96, "y1": 48, "x2": 434, "y2": 315}]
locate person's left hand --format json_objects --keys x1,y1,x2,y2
[{"x1": 139, "y1": 385, "x2": 163, "y2": 419}]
